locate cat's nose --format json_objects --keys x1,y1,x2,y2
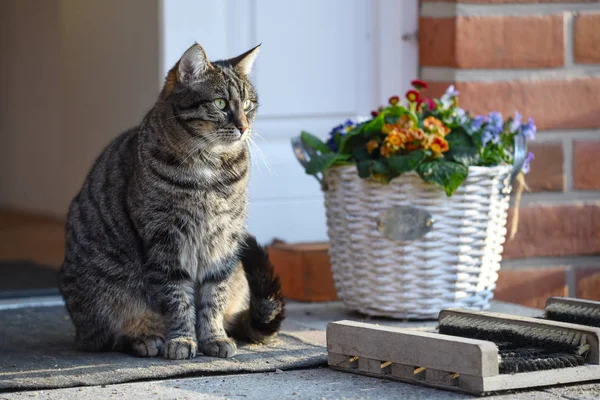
[{"x1": 237, "y1": 126, "x2": 248, "y2": 134}]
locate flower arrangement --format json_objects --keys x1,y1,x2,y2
[{"x1": 300, "y1": 80, "x2": 535, "y2": 196}]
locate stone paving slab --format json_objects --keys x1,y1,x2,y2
[{"x1": 2, "y1": 368, "x2": 597, "y2": 400}]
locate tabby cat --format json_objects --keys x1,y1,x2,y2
[{"x1": 59, "y1": 43, "x2": 284, "y2": 360}]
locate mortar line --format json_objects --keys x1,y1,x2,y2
[
  {"x1": 534, "y1": 129, "x2": 600, "y2": 141},
  {"x1": 502, "y1": 255, "x2": 600, "y2": 270},
  {"x1": 421, "y1": 2, "x2": 600, "y2": 18},
  {"x1": 563, "y1": 137, "x2": 574, "y2": 192},
  {"x1": 565, "y1": 12, "x2": 575, "y2": 68},
  {"x1": 421, "y1": 65, "x2": 600, "y2": 82},
  {"x1": 518, "y1": 191, "x2": 600, "y2": 205}
]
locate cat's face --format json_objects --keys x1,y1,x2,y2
[{"x1": 162, "y1": 44, "x2": 260, "y2": 149}]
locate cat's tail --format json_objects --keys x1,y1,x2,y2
[{"x1": 228, "y1": 234, "x2": 285, "y2": 343}]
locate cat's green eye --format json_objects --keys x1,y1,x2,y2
[
  {"x1": 214, "y1": 98, "x2": 227, "y2": 110},
  {"x1": 243, "y1": 99, "x2": 252, "y2": 110}
]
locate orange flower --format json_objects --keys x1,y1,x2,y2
[
  {"x1": 405, "y1": 142, "x2": 419, "y2": 151},
  {"x1": 387, "y1": 134, "x2": 402, "y2": 147},
  {"x1": 396, "y1": 114, "x2": 415, "y2": 129},
  {"x1": 384, "y1": 128, "x2": 408, "y2": 151},
  {"x1": 429, "y1": 136, "x2": 449, "y2": 155},
  {"x1": 382, "y1": 123, "x2": 395, "y2": 134},
  {"x1": 365, "y1": 139, "x2": 379, "y2": 154},
  {"x1": 409, "y1": 128, "x2": 425, "y2": 141},
  {"x1": 380, "y1": 143, "x2": 393, "y2": 158},
  {"x1": 423, "y1": 116, "x2": 450, "y2": 137}
]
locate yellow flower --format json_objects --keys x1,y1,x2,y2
[
  {"x1": 382, "y1": 123, "x2": 395, "y2": 134},
  {"x1": 380, "y1": 143, "x2": 394, "y2": 158},
  {"x1": 396, "y1": 114, "x2": 415, "y2": 129},
  {"x1": 423, "y1": 116, "x2": 450, "y2": 137},
  {"x1": 384, "y1": 128, "x2": 407, "y2": 151},
  {"x1": 409, "y1": 128, "x2": 425, "y2": 142},
  {"x1": 387, "y1": 134, "x2": 402, "y2": 147},
  {"x1": 365, "y1": 140, "x2": 379, "y2": 154},
  {"x1": 429, "y1": 136, "x2": 450, "y2": 155}
]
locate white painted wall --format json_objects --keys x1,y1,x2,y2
[
  {"x1": 160, "y1": 0, "x2": 419, "y2": 243},
  {"x1": 1, "y1": 0, "x2": 418, "y2": 245},
  {"x1": 0, "y1": 0, "x2": 160, "y2": 217}
]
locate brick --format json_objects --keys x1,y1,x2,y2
[
  {"x1": 419, "y1": 18, "x2": 457, "y2": 68},
  {"x1": 574, "y1": 140, "x2": 600, "y2": 190},
  {"x1": 503, "y1": 203, "x2": 600, "y2": 259},
  {"x1": 420, "y1": 15, "x2": 564, "y2": 68},
  {"x1": 525, "y1": 142, "x2": 564, "y2": 192},
  {"x1": 576, "y1": 267, "x2": 600, "y2": 301},
  {"x1": 575, "y1": 13, "x2": 600, "y2": 64},
  {"x1": 267, "y1": 242, "x2": 337, "y2": 302},
  {"x1": 495, "y1": 268, "x2": 567, "y2": 309},
  {"x1": 425, "y1": 78, "x2": 600, "y2": 130}
]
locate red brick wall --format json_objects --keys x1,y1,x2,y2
[{"x1": 419, "y1": 0, "x2": 600, "y2": 307}]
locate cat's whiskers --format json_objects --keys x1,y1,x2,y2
[{"x1": 248, "y1": 136, "x2": 273, "y2": 176}]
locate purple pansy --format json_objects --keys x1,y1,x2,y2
[
  {"x1": 441, "y1": 85, "x2": 459, "y2": 108},
  {"x1": 487, "y1": 112, "x2": 503, "y2": 129},
  {"x1": 326, "y1": 119, "x2": 358, "y2": 151},
  {"x1": 509, "y1": 111, "x2": 522, "y2": 134},
  {"x1": 445, "y1": 85, "x2": 459, "y2": 97},
  {"x1": 454, "y1": 107, "x2": 468, "y2": 124},
  {"x1": 522, "y1": 151, "x2": 534, "y2": 174},
  {"x1": 482, "y1": 126, "x2": 501, "y2": 146},
  {"x1": 521, "y1": 117, "x2": 536, "y2": 141},
  {"x1": 480, "y1": 112, "x2": 503, "y2": 146},
  {"x1": 471, "y1": 115, "x2": 486, "y2": 131}
]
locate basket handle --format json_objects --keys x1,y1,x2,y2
[
  {"x1": 291, "y1": 136, "x2": 326, "y2": 189},
  {"x1": 510, "y1": 134, "x2": 527, "y2": 184}
]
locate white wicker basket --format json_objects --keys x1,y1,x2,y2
[{"x1": 322, "y1": 164, "x2": 514, "y2": 319}]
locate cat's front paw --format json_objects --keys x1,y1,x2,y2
[
  {"x1": 130, "y1": 335, "x2": 165, "y2": 357},
  {"x1": 164, "y1": 337, "x2": 197, "y2": 360},
  {"x1": 199, "y1": 337, "x2": 237, "y2": 358}
]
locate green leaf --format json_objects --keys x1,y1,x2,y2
[
  {"x1": 305, "y1": 153, "x2": 350, "y2": 175},
  {"x1": 301, "y1": 131, "x2": 331, "y2": 154},
  {"x1": 357, "y1": 160, "x2": 371, "y2": 178},
  {"x1": 339, "y1": 124, "x2": 366, "y2": 153},
  {"x1": 372, "y1": 160, "x2": 390, "y2": 175},
  {"x1": 445, "y1": 127, "x2": 479, "y2": 166},
  {"x1": 352, "y1": 147, "x2": 371, "y2": 162},
  {"x1": 416, "y1": 159, "x2": 468, "y2": 196},
  {"x1": 384, "y1": 106, "x2": 418, "y2": 126},
  {"x1": 387, "y1": 150, "x2": 426, "y2": 178},
  {"x1": 363, "y1": 114, "x2": 385, "y2": 138}
]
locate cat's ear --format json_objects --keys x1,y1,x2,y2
[
  {"x1": 229, "y1": 44, "x2": 261, "y2": 76},
  {"x1": 177, "y1": 43, "x2": 211, "y2": 83}
]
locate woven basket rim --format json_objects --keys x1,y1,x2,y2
[
  {"x1": 327, "y1": 163, "x2": 513, "y2": 173},
  {"x1": 324, "y1": 164, "x2": 513, "y2": 184}
]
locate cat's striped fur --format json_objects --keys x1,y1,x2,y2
[{"x1": 59, "y1": 44, "x2": 284, "y2": 360}]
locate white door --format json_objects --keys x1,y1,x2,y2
[{"x1": 161, "y1": 0, "x2": 418, "y2": 243}]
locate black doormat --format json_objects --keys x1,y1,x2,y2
[
  {"x1": 0, "y1": 260, "x2": 59, "y2": 298},
  {"x1": 0, "y1": 306, "x2": 327, "y2": 391}
]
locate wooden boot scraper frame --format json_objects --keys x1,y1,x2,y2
[{"x1": 327, "y1": 297, "x2": 600, "y2": 395}]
